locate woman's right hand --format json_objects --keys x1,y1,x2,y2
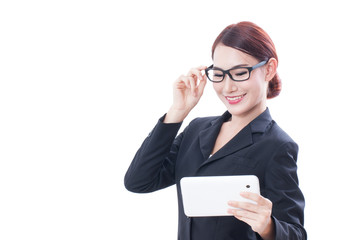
[{"x1": 164, "y1": 66, "x2": 207, "y2": 123}]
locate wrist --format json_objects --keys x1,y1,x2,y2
[
  {"x1": 163, "y1": 107, "x2": 189, "y2": 123},
  {"x1": 259, "y1": 217, "x2": 275, "y2": 240}
]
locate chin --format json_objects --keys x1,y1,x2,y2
[
  {"x1": 225, "y1": 101, "x2": 265, "y2": 119},
  {"x1": 227, "y1": 107, "x2": 249, "y2": 117}
]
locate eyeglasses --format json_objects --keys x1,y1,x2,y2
[{"x1": 205, "y1": 60, "x2": 268, "y2": 82}]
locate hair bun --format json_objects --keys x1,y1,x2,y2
[{"x1": 267, "y1": 73, "x2": 281, "y2": 99}]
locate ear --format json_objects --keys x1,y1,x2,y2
[{"x1": 265, "y1": 58, "x2": 278, "y2": 82}]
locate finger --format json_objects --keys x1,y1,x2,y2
[
  {"x1": 228, "y1": 201, "x2": 259, "y2": 213},
  {"x1": 234, "y1": 215, "x2": 258, "y2": 231},
  {"x1": 197, "y1": 65, "x2": 208, "y2": 75},
  {"x1": 198, "y1": 66, "x2": 208, "y2": 82},
  {"x1": 182, "y1": 76, "x2": 194, "y2": 90},
  {"x1": 240, "y1": 192, "x2": 272, "y2": 207},
  {"x1": 240, "y1": 192, "x2": 261, "y2": 200},
  {"x1": 197, "y1": 65, "x2": 208, "y2": 70},
  {"x1": 228, "y1": 208, "x2": 258, "y2": 228},
  {"x1": 227, "y1": 208, "x2": 241, "y2": 216},
  {"x1": 231, "y1": 208, "x2": 258, "y2": 221},
  {"x1": 232, "y1": 210, "x2": 272, "y2": 234},
  {"x1": 175, "y1": 75, "x2": 187, "y2": 89},
  {"x1": 196, "y1": 73, "x2": 207, "y2": 95},
  {"x1": 187, "y1": 67, "x2": 205, "y2": 84},
  {"x1": 188, "y1": 65, "x2": 208, "y2": 75},
  {"x1": 187, "y1": 76, "x2": 196, "y2": 96}
]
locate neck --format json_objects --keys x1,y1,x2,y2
[{"x1": 228, "y1": 104, "x2": 266, "y2": 129}]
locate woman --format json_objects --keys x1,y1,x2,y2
[{"x1": 124, "y1": 21, "x2": 306, "y2": 240}]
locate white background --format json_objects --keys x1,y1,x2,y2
[{"x1": 1, "y1": 0, "x2": 359, "y2": 239}]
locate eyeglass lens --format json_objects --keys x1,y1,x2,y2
[{"x1": 207, "y1": 68, "x2": 250, "y2": 82}]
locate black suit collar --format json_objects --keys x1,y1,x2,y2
[
  {"x1": 199, "y1": 108, "x2": 273, "y2": 167},
  {"x1": 249, "y1": 108, "x2": 273, "y2": 133}
]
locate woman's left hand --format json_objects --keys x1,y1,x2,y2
[{"x1": 227, "y1": 192, "x2": 275, "y2": 240}]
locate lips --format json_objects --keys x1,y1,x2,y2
[{"x1": 225, "y1": 94, "x2": 246, "y2": 104}]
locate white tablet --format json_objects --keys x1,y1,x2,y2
[{"x1": 180, "y1": 175, "x2": 260, "y2": 217}]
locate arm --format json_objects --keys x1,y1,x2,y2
[
  {"x1": 124, "y1": 115, "x2": 183, "y2": 193},
  {"x1": 124, "y1": 66, "x2": 207, "y2": 193},
  {"x1": 227, "y1": 142, "x2": 306, "y2": 240},
  {"x1": 263, "y1": 142, "x2": 307, "y2": 240}
]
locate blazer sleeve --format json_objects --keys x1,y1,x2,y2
[
  {"x1": 263, "y1": 142, "x2": 307, "y2": 240},
  {"x1": 124, "y1": 114, "x2": 183, "y2": 193}
]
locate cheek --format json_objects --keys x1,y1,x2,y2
[
  {"x1": 212, "y1": 83, "x2": 223, "y2": 94},
  {"x1": 247, "y1": 74, "x2": 267, "y2": 94}
]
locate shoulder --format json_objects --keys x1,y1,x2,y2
[
  {"x1": 265, "y1": 121, "x2": 299, "y2": 163},
  {"x1": 258, "y1": 120, "x2": 299, "y2": 158},
  {"x1": 268, "y1": 121, "x2": 296, "y2": 144}
]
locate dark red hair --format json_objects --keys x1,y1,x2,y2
[{"x1": 212, "y1": 21, "x2": 281, "y2": 99}]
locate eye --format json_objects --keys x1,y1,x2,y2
[
  {"x1": 231, "y1": 68, "x2": 250, "y2": 80},
  {"x1": 212, "y1": 70, "x2": 224, "y2": 80},
  {"x1": 234, "y1": 71, "x2": 247, "y2": 76}
]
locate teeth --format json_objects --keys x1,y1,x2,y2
[
  {"x1": 226, "y1": 94, "x2": 245, "y2": 101},
  {"x1": 228, "y1": 96, "x2": 241, "y2": 100}
]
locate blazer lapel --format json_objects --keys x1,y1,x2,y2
[
  {"x1": 197, "y1": 108, "x2": 272, "y2": 169},
  {"x1": 200, "y1": 124, "x2": 253, "y2": 167},
  {"x1": 198, "y1": 115, "x2": 226, "y2": 160}
]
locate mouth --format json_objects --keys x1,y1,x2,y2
[{"x1": 225, "y1": 94, "x2": 246, "y2": 104}]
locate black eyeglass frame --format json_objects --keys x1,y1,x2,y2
[{"x1": 205, "y1": 59, "x2": 268, "y2": 82}]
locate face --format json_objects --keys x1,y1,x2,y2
[{"x1": 212, "y1": 44, "x2": 270, "y2": 119}]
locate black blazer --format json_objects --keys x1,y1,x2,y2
[{"x1": 124, "y1": 108, "x2": 306, "y2": 240}]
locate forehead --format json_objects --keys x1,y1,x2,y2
[{"x1": 213, "y1": 45, "x2": 257, "y2": 68}]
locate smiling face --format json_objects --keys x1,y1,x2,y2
[{"x1": 212, "y1": 44, "x2": 271, "y2": 120}]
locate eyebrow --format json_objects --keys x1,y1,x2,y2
[{"x1": 212, "y1": 64, "x2": 250, "y2": 70}]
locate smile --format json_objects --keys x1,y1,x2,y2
[{"x1": 225, "y1": 94, "x2": 246, "y2": 104}]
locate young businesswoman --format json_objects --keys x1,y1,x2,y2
[{"x1": 125, "y1": 21, "x2": 306, "y2": 240}]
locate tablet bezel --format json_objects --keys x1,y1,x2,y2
[{"x1": 180, "y1": 175, "x2": 260, "y2": 217}]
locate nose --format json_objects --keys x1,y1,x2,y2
[{"x1": 223, "y1": 74, "x2": 237, "y2": 93}]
